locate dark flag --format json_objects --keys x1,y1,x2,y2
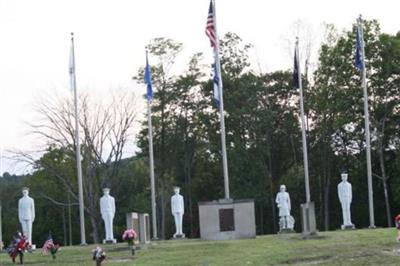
[
  {"x1": 144, "y1": 51, "x2": 153, "y2": 101},
  {"x1": 355, "y1": 25, "x2": 364, "y2": 71},
  {"x1": 293, "y1": 47, "x2": 299, "y2": 88}
]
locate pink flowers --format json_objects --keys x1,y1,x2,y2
[{"x1": 122, "y1": 229, "x2": 137, "y2": 242}]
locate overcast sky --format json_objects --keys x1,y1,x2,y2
[{"x1": 0, "y1": 0, "x2": 399, "y2": 174}]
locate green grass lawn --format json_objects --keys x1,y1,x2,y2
[{"x1": 1, "y1": 228, "x2": 400, "y2": 265}]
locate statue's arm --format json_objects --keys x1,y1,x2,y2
[
  {"x1": 32, "y1": 199, "x2": 35, "y2": 222},
  {"x1": 275, "y1": 194, "x2": 279, "y2": 205},
  {"x1": 18, "y1": 200, "x2": 22, "y2": 222},
  {"x1": 287, "y1": 194, "x2": 291, "y2": 211},
  {"x1": 337, "y1": 184, "x2": 342, "y2": 203},
  {"x1": 112, "y1": 197, "x2": 116, "y2": 216},
  {"x1": 349, "y1": 183, "x2": 352, "y2": 202},
  {"x1": 181, "y1": 197, "x2": 184, "y2": 215},
  {"x1": 100, "y1": 198, "x2": 104, "y2": 217}
]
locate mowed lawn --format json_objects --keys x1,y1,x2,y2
[{"x1": 1, "y1": 228, "x2": 400, "y2": 265}]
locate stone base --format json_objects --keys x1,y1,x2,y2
[
  {"x1": 173, "y1": 234, "x2": 185, "y2": 239},
  {"x1": 279, "y1": 228, "x2": 295, "y2": 234},
  {"x1": 300, "y1": 201, "x2": 317, "y2": 237},
  {"x1": 102, "y1": 239, "x2": 117, "y2": 244},
  {"x1": 198, "y1": 198, "x2": 256, "y2": 241},
  {"x1": 30, "y1": 244, "x2": 36, "y2": 250},
  {"x1": 341, "y1": 224, "x2": 355, "y2": 230}
]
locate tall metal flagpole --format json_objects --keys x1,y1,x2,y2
[
  {"x1": 296, "y1": 38, "x2": 311, "y2": 203},
  {"x1": 70, "y1": 33, "x2": 87, "y2": 244},
  {"x1": 358, "y1": 16, "x2": 375, "y2": 228},
  {"x1": 0, "y1": 201, "x2": 3, "y2": 249},
  {"x1": 147, "y1": 98, "x2": 158, "y2": 239},
  {"x1": 213, "y1": 0, "x2": 230, "y2": 199},
  {"x1": 145, "y1": 51, "x2": 158, "y2": 239}
]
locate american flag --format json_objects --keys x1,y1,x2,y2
[
  {"x1": 42, "y1": 234, "x2": 54, "y2": 254},
  {"x1": 205, "y1": 0, "x2": 217, "y2": 48}
]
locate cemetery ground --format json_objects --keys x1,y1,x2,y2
[{"x1": 1, "y1": 228, "x2": 400, "y2": 265}]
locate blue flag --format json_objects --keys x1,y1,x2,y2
[
  {"x1": 355, "y1": 25, "x2": 364, "y2": 71},
  {"x1": 144, "y1": 52, "x2": 153, "y2": 100},
  {"x1": 213, "y1": 62, "x2": 220, "y2": 107},
  {"x1": 293, "y1": 47, "x2": 299, "y2": 88}
]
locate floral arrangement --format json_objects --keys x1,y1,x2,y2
[
  {"x1": 42, "y1": 234, "x2": 60, "y2": 259},
  {"x1": 92, "y1": 246, "x2": 106, "y2": 266},
  {"x1": 122, "y1": 229, "x2": 137, "y2": 246},
  {"x1": 6, "y1": 232, "x2": 29, "y2": 264}
]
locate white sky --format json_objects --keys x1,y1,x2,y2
[{"x1": 0, "y1": 0, "x2": 399, "y2": 174}]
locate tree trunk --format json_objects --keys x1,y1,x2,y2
[
  {"x1": 259, "y1": 203, "x2": 264, "y2": 235},
  {"x1": 160, "y1": 182, "x2": 166, "y2": 239},
  {"x1": 378, "y1": 143, "x2": 392, "y2": 227},
  {"x1": 62, "y1": 207, "x2": 67, "y2": 246},
  {"x1": 323, "y1": 162, "x2": 331, "y2": 231},
  {"x1": 89, "y1": 214, "x2": 100, "y2": 244},
  {"x1": 269, "y1": 176, "x2": 277, "y2": 233}
]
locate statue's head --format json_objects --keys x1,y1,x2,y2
[
  {"x1": 280, "y1": 185, "x2": 286, "y2": 192},
  {"x1": 103, "y1": 188, "x2": 110, "y2": 195},
  {"x1": 22, "y1": 187, "x2": 29, "y2": 196},
  {"x1": 341, "y1": 171, "x2": 348, "y2": 182},
  {"x1": 173, "y1": 186, "x2": 180, "y2": 195}
]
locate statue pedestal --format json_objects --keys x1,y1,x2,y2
[
  {"x1": 198, "y1": 198, "x2": 255, "y2": 241},
  {"x1": 30, "y1": 244, "x2": 36, "y2": 250},
  {"x1": 102, "y1": 239, "x2": 117, "y2": 244},
  {"x1": 173, "y1": 234, "x2": 186, "y2": 239},
  {"x1": 341, "y1": 224, "x2": 355, "y2": 230},
  {"x1": 279, "y1": 228, "x2": 295, "y2": 234},
  {"x1": 300, "y1": 201, "x2": 317, "y2": 237}
]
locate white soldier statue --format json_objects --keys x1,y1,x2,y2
[
  {"x1": 275, "y1": 184, "x2": 294, "y2": 231},
  {"x1": 18, "y1": 187, "x2": 35, "y2": 244},
  {"x1": 337, "y1": 172, "x2": 355, "y2": 229},
  {"x1": 100, "y1": 188, "x2": 116, "y2": 242},
  {"x1": 171, "y1": 186, "x2": 185, "y2": 238}
]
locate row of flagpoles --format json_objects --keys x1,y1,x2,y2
[{"x1": 69, "y1": 0, "x2": 374, "y2": 242}]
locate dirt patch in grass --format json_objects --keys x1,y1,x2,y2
[{"x1": 284, "y1": 255, "x2": 332, "y2": 265}]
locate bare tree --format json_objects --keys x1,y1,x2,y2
[{"x1": 15, "y1": 89, "x2": 139, "y2": 243}]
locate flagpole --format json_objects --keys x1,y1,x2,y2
[
  {"x1": 147, "y1": 98, "x2": 158, "y2": 239},
  {"x1": 0, "y1": 202, "x2": 3, "y2": 249},
  {"x1": 296, "y1": 38, "x2": 311, "y2": 203},
  {"x1": 70, "y1": 33, "x2": 87, "y2": 245},
  {"x1": 145, "y1": 51, "x2": 158, "y2": 239},
  {"x1": 358, "y1": 16, "x2": 375, "y2": 228},
  {"x1": 213, "y1": 0, "x2": 230, "y2": 200}
]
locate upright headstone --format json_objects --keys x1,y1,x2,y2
[
  {"x1": 338, "y1": 171, "x2": 355, "y2": 229},
  {"x1": 275, "y1": 185, "x2": 295, "y2": 232},
  {"x1": 138, "y1": 213, "x2": 151, "y2": 244},
  {"x1": 126, "y1": 212, "x2": 140, "y2": 245},
  {"x1": 100, "y1": 188, "x2": 116, "y2": 244},
  {"x1": 18, "y1": 187, "x2": 35, "y2": 247},
  {"x1": 171, "y1": 186, "x2": 185, "y2": 238}
]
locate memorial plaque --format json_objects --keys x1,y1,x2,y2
[
  {"x1": 219, "y1": 208, "x2": 234, "y2": 232},
  {"x1": 139, "y1": 213, "x2": 151, "y2": 244},
  {"x1": 126, "y1": 212, "x2": 140, "y2": 244}
]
